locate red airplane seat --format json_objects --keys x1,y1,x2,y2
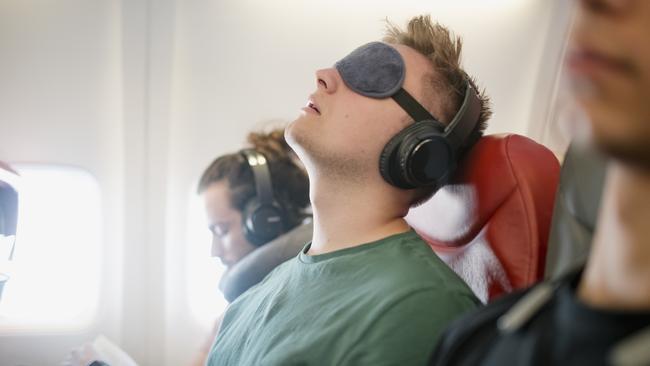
[{"x1": 406, "y1": 134, "x2": 560, "y2": 303}]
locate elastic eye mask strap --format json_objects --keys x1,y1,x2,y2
[{"x1": 391, "y1": 88, "x2": 439, "y2": 123}]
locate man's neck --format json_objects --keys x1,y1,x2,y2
[
  {"x1": 578, "y1": 163, "x2": 650, "y2": 310},
  {"x1": 307, "y1": 176, "x2": 411, "y2": 255}
]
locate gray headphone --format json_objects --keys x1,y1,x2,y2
[{"x1": 239, "y1": 149, "x2": 287, "y2": 246}]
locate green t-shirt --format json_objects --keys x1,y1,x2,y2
[{"x1": 207, "y1": 230, "x2": 479, "y2": 366}]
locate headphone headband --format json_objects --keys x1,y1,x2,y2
[
  {"x1": 443, "y1": 81, "x2": 482, "y2": 151},
  {"x1": 240, "y1": 149, "x2": 274, "y2": 207},
  {"x1": 391, "y1": 79, "x2": 481, "y2": 154},
  {"x1": 239, "y1": 148, "x2": 287, "y2": 246},
  {"x1": 380, "y1": 79, "x2": 483, "y2": 190}
]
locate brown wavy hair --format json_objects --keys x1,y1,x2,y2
[{"x1": 197, "y1": 129, "x2": 310, "y2": 230}]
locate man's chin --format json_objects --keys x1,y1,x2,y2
[{"x1": 285, "y1": 118, "x2": 311, "y2": 151}]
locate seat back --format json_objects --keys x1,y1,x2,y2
[
  {"x1": 544, "y1": 142, "x2": 607, "y2": 280},
  {"x1": 406, "y1": 134, "x2": 560, "y2": 302}
]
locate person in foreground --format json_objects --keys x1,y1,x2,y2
[
  {"x1": 207, "y1": 15, "x2": 491, "y2": 365},
  {"x1": 429, "y1": 1, "x2": 650, "y2": 365}
]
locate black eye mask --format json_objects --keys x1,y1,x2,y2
[
  {"x1": 335, "y1": 41, "x2": 438, "y2": 123},
  {"x1": 335, "y1": 41, "x2": 481, "y2": 156},
  {"x1": 335, "y1": 41, "x2": 406, "y2": 98}
]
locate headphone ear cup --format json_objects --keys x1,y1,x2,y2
[
  {"x1": 379, "y1": 129, "x2": 408, "y2": 188},
  {"x1": 397, "y1": 121, "x2": 454, "y2": 188},
  {"x1": 242, "y1": 198, "x2": 287, "y2": 246},
  {"x1": 380, "y1": 120, "x2": 448, "y2": 189},
  {"x1": 241, "y1": 198, "x2": 260, "y2": 245}
]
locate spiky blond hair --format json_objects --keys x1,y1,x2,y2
[
  {"x1": 383, "y1": 15, "x2": 491, "y2": 132},
  {"x1": 383, "y1": 15, "x2": 492, "y2": 206}
]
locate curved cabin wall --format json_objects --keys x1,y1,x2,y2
[{"x1": 0, "y1": 1, "x2": 125, "y2": 364}]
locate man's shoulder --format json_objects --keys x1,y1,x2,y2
[
  {"x1": 369, "y1": 230, "x2": 438, "y2": 267},
  {"x1": 228, "y1": 255, "x2": 298, "y2": 305},
  {"x1": 347, "y1": 230, "x2": 479, "y2": 302},
  {"x1": 370, "y1": 231, "x2": 472, "y2": 291},
  {"x1": 251, "y1": 255, "x2": 298, "y2": 288}
]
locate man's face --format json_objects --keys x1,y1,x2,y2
[
  {"x1": 286, "y1": 44, "x2": 435, "y2": 180},
  {"x1": 568, "y1": 0, "x2": 650, "y2": 167},
  {"x1": 203, "y1": 181, "x2": 256, "y2": 268}
]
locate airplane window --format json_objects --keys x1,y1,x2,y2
[
  {"x1": 185, "y1": 192, "x2": 228, "y2": 326},
  {"x1": 0, "y1": 164, "x2": 101, "y2": 331}
]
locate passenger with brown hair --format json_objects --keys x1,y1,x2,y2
[
  {"x1": 189, "y1": 128, "x2": 311, "y2": 366},
  {"x1": 207, "y1": 15, "x2": 490, "y2": 365},
  {"x1": 197, "y1": 128, "x2": 311, "y2": 299}
]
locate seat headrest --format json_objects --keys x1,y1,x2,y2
[
  {"x1": 544, "y1": 142, "x2": 607, "y2": 279},
  {"x1": 407, "y1": 134, "x2": 560, "y2": 302}
]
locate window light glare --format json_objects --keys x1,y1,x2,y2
[
  {"x1": 0, "y1": 165, "x2": 102, "y2": 332},
  {"x1": 186, "y1": 192, "x2": 228, "y2": 327}
]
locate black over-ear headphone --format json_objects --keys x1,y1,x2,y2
[
  {"x1": 240, "y1": 149, "x2": 287, "y2": 246},
  {"x1": 379, "y1": 79, "x2": 482, "y2": 190}
]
